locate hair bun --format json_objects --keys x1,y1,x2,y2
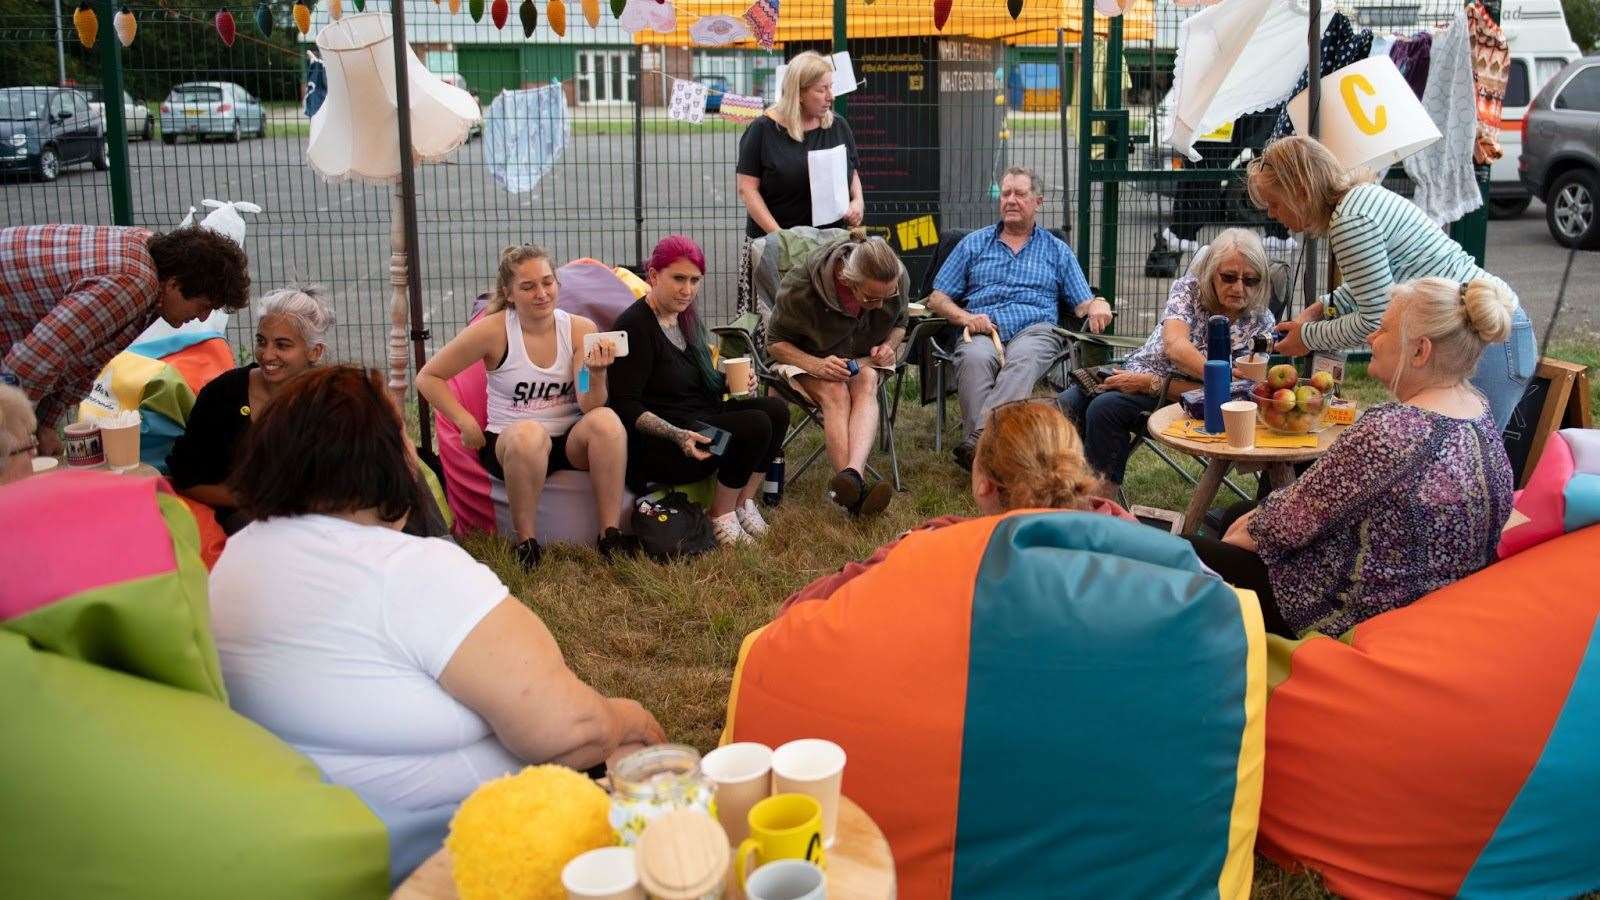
[{"x1": 1463, "y1": 278, "x2": 1513, "y2": 345}]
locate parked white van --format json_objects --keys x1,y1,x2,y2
[{"x1": 1488, "y1": 0, "x2": 1583, "y2": 218}]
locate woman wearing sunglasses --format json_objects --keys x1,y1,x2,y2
[{"x1": 1057, "y1": 228, "x2": 1277, "y2": 488}]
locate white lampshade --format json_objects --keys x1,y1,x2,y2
[
  {"x1": 1288, "y1": 55, "x2": 1441, "y2": 174},
  {"x1": 307, "y1": 13, "x2": 480, "y2": 182}
]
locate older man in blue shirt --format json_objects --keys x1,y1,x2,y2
[{"x1": 926, "y1": 167, "x2": 1112, "y2": 467}]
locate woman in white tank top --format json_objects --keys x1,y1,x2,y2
[{"x1": 418, "y1": 245, "x2": 638, "y2": 568}]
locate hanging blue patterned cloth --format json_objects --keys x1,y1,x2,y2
[
  {"x1": 1268, "y1": 13, "x2": 1376, "y2": 141},
  {"x1": 483, "y1": 84, "x2": 571, "y2": 194},
  {"x1": 303, "y1": 57, "x2": 327, "y2": 119}
]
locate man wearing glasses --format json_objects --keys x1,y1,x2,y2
[
  {"x1": 766, "y1": 231, "x2": 910, "y2": 517},
  {"x1": 1, "y1": 224, "x2": 250, "y2": 457},
  {"x1": 925, "y1": 166, "x2": 1111, "y2": 470}
]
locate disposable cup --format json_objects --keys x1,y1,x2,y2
[
  {"x1": 725, "y1": 357, "x2": 753, "y2": 397},
  {"x1": 771, "y1": 739, "x2": 845, "y2": 849},
  {"x1": 101, "y1": 410, "x2": 142, "y2": 469},
  {"x1": 702, "y1": 742, "x2": 773, "y2": 845},
  {"x1": 1221, "y1": 400, "x2": 1258, "y2": 449},
  {"x1": 561, "y1": 846, "x2": 644, "y2": 900}
]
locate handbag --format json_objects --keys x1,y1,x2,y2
[{"x1": 629, "y1": 491, "x2": 717, "y2": 562}]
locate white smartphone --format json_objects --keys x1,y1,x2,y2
[{"x1": 582, "y1": 330, "x2": 630, "y2": 358}]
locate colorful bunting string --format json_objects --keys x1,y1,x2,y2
[
  {"x1": 214, "y1": 8, "x2": 236, "y2": 46},
  {"x1": 933, "y1": 0, "x2": 951, "y2": 30},
  {"x1": 293, "y1": 1, "x2": 311, "y2": 34},
  {"x1": 548, "y1": 0, "x2": 566, "y2": 35},
  {"x1": 73, "y1": 1, "x2": 97, "y2": 48},
  {"x1": 113, "y1": 5, "x2": 137, "y2": 46},
  {"x1": 581, "y1": 0, "x2": 598, "y2": 26},
  {"x1": 253, "y1": 0, "x2": 273, "y2": 36},
  {"x1": 518, "y1": 0, "x2": 536, "y2": 34},
  {"x1": 469, "y1": 0, "x2": 484, "y2": 21},
  {"x1": 491, "y1": 0, "x2": 509, "y2": 28},
  {"x1": 742, "y1": 0, "x2": 777, "y2": 50}
]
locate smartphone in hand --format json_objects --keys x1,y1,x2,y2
[{"x1": 693, "y1": 422, "x2": 732, "y2": 456}]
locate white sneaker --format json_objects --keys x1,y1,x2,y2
[
  {"x1": 736, "y1": 499, "x2": 769, "y2": 537},
  {"x1": 712, "y1": 511, "x2": 753, "y2": 546}
]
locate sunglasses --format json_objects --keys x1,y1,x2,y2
[{"x1": 1218, "y1": 272, "x2": 1261, "y2": 287}]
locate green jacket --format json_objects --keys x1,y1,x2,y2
[{"x1": 767, "y1": 236, "x2": 910, "y2": 361}]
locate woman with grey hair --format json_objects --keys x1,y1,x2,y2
[
  {"x1": 0, "y1": 383, "x2": 38, "y2": 485},
  {"x1": 1057, "y1": 228, "x2": 1277, "y2": 487},
  {"x1": 167, "y1": 285, "x2": 334, "y2": 531}
]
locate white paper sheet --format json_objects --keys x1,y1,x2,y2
[
  {"x1": 807, "y1": 143, "x2": 850, "y2": 226},
  {"x1": 831, "y1": 52, "x2": 858, "y2": 95}
]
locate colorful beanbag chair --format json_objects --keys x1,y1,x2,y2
[
  {"x1": 0, "y1": 471, "x2": 395, "y2": 898},
  {"x1": 1499, "y1": 428, "x2": 1600, "y2": 559},
  {"x1": 724, "y1": 511, "x2": 1266, "y2": 899},
  {"x1": 1258, "y1": 519, "x2": 1600, "y2": 896}
]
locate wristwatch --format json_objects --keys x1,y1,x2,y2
[{"x1": 0, "y1": 371, "x2": 19, "y2": 387}]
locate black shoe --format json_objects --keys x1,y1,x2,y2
[
  {"x1": 597, "y1": 527, "x2": 642, "y2": 561},
  {"x1": 513, "y1": 537, "x2": 542, "y2": 570},
  {"x1": 952, "y1": 439, "x2": 977, "y2": 472},
  {"x1": 828, "y1": 467, "x2": 865, "y2": 511},
  {"x1": 1144, "y1": 231, "x2": 1181, "y2": 278},
  {"x1": 853, "y1": 480, "x2": 894, "y2": 518}
]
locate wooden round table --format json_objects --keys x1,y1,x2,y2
[
  {"x1": 392, "y1": 795, "x2": 894, "y2": 899},
  {"x1": 1145, "y1": 403, "x2": 1350, "y2": 535}
]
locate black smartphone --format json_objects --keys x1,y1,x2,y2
[{"x1": 693, "y1": 422, "x2": 732, "y2": 456}]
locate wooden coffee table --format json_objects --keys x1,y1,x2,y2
[
  {"x1": 1146, "y1": 403, "x2": 1351, "y2": 536},
  {"x1": 392, "y1": 794, "x2": 894, "y2": 899}
]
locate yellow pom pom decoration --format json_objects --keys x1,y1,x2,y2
[
  {"x1": 548, "y1": 0, "x2": 566, "y2": 35},
  {"x1": 446, "y1": 765, "x2": 615, "y2": 900},
  {"x1": 113, "y1": 6, "x2": 136, "y2": 46},
  {"x1": 293, "y1": 1, "x2": 311, "y2": 34},
  {"x1": 73, "y1": 2, "x2": 98, "y2": 49}
]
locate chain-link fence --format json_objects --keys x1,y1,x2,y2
[{"x1": 1, "y1": 0, "x2": 1492, "y2": 370}]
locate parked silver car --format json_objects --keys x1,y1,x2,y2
[
  {"x1": 85, "y1": 87, "x2": 154, "y2": 141},
  {"x1": 159, "y1": 81, "x2": 265, "y2": 144},
  {"x1": 1520, "y1": 55, "x2": 1600, "y2": 249}
]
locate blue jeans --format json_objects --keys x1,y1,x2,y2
[
  {"x1": 1057, "y1": 385, "x2": 1161, "y2": 485},
  {"x1": 1471, "y1": 305, "x2": 1538, "y2": 432}
]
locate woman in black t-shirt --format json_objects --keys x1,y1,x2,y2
[{"x1": 735, "y1": 50, "x2": 863, "y2": 314}]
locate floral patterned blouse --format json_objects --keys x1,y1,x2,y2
[
  {"x1": 1247, "y1": 401, "x2": 1514, "y2": 637},
  {"x1": 1120, "y1": 276, "x2": 1276, "y2": 379}
]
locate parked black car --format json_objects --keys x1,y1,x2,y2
[
  {"x1": 0, "y1": 86, "x2": 108, "y2": 182},
  {"x1": 1520, "y1": 55, "x2": 1600, "y2": 249}
]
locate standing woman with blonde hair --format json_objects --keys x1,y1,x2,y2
[
  {"x1": 735, "y1": 51, "x2": 864, "y2": 316},
  {"x1": 1246, "y1": 135, "x2": 1536, "y2": 429}
]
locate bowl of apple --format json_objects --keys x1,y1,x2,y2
[{"x1": 1251, "y1": 364, "x2": 1337, "y2": 435}]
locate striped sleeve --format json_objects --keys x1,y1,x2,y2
[{"x1": 1304, "y1": 197, "x2": 1400, "y2": 350}]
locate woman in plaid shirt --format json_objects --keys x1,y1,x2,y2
[{"x1": 0, "y1": 224, "x2": 250, "y2": 456}]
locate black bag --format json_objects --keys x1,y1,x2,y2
[{"x1": 629, "y1": 491, "x2": 717, "y2": 562}]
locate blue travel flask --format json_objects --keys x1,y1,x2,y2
[{"x1": 1203, "y1": 315, "x2": 1231, "y2": 434}]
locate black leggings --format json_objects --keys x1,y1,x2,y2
[
  {"x1": 627, "y1": 396, "x2": 789, "y2": 492},
  {"x1": 1185, "y1": 535, "x2": 1296, "y2": 638}
]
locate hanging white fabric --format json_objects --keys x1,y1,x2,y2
[{"x1": 1165, "y1": 0, "x2": 1332, "y2": 161}]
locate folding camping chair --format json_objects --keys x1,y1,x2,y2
[{"x1": 711, "y1": 230, "x2": 906, "y2": 491}]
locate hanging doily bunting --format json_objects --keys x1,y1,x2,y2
[{"x1": 690, "y1": 14, "x2": 750, "y2": 45}]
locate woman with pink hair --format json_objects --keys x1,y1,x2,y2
[{"x1": 608, "y1": 236, "x2": 789, "y2": 546}]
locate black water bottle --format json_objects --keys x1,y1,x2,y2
[{"x1": 762, "y1": 455, "x2": 785, "y2": 506}]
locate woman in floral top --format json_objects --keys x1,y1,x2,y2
[
  {"x1": 1188, "y1": 277, "x2": 1516, "y2": 637},
  {"x1": 1057, "y1": 228, "x2": 1276, "y2": 486}
]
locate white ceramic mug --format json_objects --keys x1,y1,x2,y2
[{"x1": 745, "y1": 858, "x2": 826, "y2": 900}]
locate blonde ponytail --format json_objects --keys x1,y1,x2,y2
[{"x1": 1392, "y1": 276, "x2": 1515, "y2": 387}]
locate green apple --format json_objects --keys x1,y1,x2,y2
[
  {"x1": 1294, "y1": 384, "x2": 1321, "y2": 411},
  {"x1": 1267, "y1": 364, "x2": 1299, "y2": 391}
]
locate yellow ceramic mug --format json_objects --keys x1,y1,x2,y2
[{"x1": 735, "y1": 793, "x2": 827, "y2": 888}]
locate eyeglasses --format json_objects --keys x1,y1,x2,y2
[
  {"x1": 858, "y1": 289, "x2": 898, "y2": 304},
  {"x1": 1218, "y1": 272, "x2": 1261, "y2": 287}
]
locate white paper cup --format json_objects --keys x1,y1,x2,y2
[
  {"x1": 703, "y1": 742, "x2": 773, "y2": 846},
  {"x1": 772, "y1": 739, "x2": 845, "y2": 849},
  {"x1": 1221, "y1": 400, "x2": 1258, "y2": 449},
  {"x1": 745, "y1": 858, "x2": 826, "y2": 900},
  {"x1": 1236, "y1": 355, "x2": 1268, "y2": 383},
  {"x1": 561, "y1": 846, "x2": 644, "y2": 900}
]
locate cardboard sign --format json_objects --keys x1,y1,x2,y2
[{"x1": 1288, "y1": 55, "x2": 1440, "y2": 172}]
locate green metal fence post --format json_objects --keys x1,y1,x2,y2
[
  {"x1": 1098, "y1": 13, "x2": 1123, "y2": 306},
  {"x1": 1074, "y1": 0, "x2": 1093, "y2": 274},
  {"x1": 96, "y1": 0, "x2": 131, "y2": 226}
]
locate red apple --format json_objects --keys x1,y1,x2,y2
[
  {"x1": 1272, "y1": 388, "x2": 1296, "y2": 413},
  {"x1": 1294, "y1": 384, "x2": 1321, "y2": 411},
  {"x1": 1310, "y1": 370, "x2": 1336, "y2": 393},
  {"x1": 1267, "y1": 364, "x2": 1299, "y2": 391}
]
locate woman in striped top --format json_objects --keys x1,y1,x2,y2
[{"x1": 1246, "y1": 136, "x2": 1537, "y2": 429}]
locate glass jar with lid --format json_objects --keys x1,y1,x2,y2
[{"x1": 608, "y1": 744, "x2": 718, "y2": 847}]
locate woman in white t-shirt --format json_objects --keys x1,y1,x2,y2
[
  {"x1": 209, "y1": 366, "x2": 665, "y2": 816},
  {"x1": 418, "y1": 244, "x2": 636, "y2": 570}
]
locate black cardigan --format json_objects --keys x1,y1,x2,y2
[
  {"x1": 166, "y1": 363, "x2": 255, "y2": 522},
  {"x1": 607, "y1": 300, "x2": 724, "y2": 434}
]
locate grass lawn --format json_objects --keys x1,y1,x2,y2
[{"x1": 452, "y1": 333, "x2": 1596, "y2": 898}]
